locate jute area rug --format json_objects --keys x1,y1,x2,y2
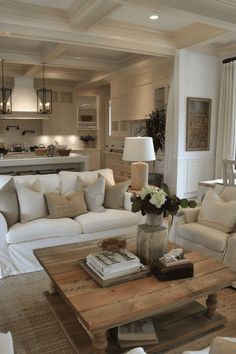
[{"x1": 0, "y1": 271, "x2": 236, "y2": 354}]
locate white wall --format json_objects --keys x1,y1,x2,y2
[{"x1": 173, "y1": 49, "x2": 220, "y2": 197}]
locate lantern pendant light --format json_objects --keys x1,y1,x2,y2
[
  {"x1": 37, "y1": 63, "x2": 52, "y2": 114},
  {"x1": 0, "y1": 59, "x2": 12, "y2": 114}
]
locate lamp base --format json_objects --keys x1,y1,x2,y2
[{"x1": 131, "y1": 162, "x2": 148, "y2": 190}]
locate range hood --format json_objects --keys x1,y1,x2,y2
[{"x1": 1, "y1": 77, "x2": 48, "y2": 119}]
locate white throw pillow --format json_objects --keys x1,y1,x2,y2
[
  {"x1": 198, "y1": 190, "x2": 236, "y2": 233},
  {"x1": 76, "y1": 174, "x2": 106, "y2": 212},
  {"x1": 15, "y1": 179, "x2": 48, "y2": 223},
  {"x1": 0, "y1": 178, "x2": 19, "y2": 227},
  {"x1": 209, "y1": 337, "x2": 236, "y2": 354}
]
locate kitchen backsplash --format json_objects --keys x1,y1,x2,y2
[{"x1": 0, "y1": 119, "x2": 85, "y2": 150}]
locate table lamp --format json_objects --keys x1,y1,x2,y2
[{"x1": 123, "y1": 137, "x2": 155, "y2": 190}]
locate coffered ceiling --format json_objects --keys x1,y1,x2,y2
[{"x1": 0, "y1": 0, "x2": 236, "y2": 88}]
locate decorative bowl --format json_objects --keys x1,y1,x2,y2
[{"x1": 98, "y1": 237, "x2": 127, "y2": 252}]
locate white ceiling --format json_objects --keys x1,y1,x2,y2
[{"x1": 0, "y1": 0, "x2": 236, "y2": 88}]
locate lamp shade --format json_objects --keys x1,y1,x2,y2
[{"x1": 123, "y1": 137, "x2": 155, "y2": 162}]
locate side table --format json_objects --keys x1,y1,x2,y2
[{"x1": 137, "y1": 223, "x2": 168, "y2": 265}]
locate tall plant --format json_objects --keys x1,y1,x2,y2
[{"x1": 137, "y1": 106, "x2": 166, "y2": 153}]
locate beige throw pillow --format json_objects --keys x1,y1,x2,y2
[
  {"x1": 76, "y1": 174, "x2": 106, "y2": 212},
  {"x1": 45, "y1": 190, "x2": 88, "y2": 218},
  {"x1": 103, "y1": 180, "x2": 130, "y2": 209},
  {"x1": 15, "y1": 179, "x2": 48, "y2": 223},
  {"x1": 220, "y1": 186, "x2": 236, "y2": 201},
  {"x1": 198, "y1": 190, "x2": 236, "y2": 233},
  {"x1": 209, "y1": 337, "x2": 236, "y2": 354},
  {"x1": 0, "y1": 178, "x2": 19, "y2": 227}
]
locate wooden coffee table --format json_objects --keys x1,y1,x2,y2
[{"x1": 34, "y1": 238, "x2": 236, "y2": 354}]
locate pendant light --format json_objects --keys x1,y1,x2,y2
[
  {"x1": 0, "y1": 59, "x2": 12, "y2": 114},
  {"x1": 37, "y1": 63, "x2": 52, "y2": 114}
]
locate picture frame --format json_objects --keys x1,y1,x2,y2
[{"x1": 186, "y1": 97, "x2": 211, "y2": 151}]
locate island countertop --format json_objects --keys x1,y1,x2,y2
[{"x1": 0, "y1": 153, "x2": 89, "y2": 173}]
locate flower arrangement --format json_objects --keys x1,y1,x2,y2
[
  {"x1": 131, "y1": 184, "x2": 197, "y2": 216},
  {"x1": 80, "y1": 135, "x2": 95, "y2": 142}
]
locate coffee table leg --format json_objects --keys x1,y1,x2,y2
[
  {"x1": 92, "y1": 331, "x2": 108, "y2": 354},
  {"x1": 205, "y1": 293, "x2": 218, "y2": 318},
  {"x1": 49, "y1": 281, "x2": 57, "y2": 294}
]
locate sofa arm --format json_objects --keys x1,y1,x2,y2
[
  {"x1": 0, "y1": 212, "x2": 8, "y2": 238},
  {"x1": 124, "y1": 191, "x2": 133, "y2": 211},
  {"x1": 182, "y1": 207, "x2": 201, "y2": 223},
  {"x1": 223, "y1": 233, "x2": 236, "y2": 273},
  {"x1": 168, "y1": 214, "x2": 185, "y2": 244}
]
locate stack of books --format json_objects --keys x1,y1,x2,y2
[
  {"x1": 118, "y1": 318, "x2": 159, "y2": 348},
  {"x1": 80, "y1": 250, "x2": 150, "y2": 287},
  {"x1": 151, "y1": 255, "x2": 194, "y2": 281}
]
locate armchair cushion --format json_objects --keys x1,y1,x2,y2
[
  {"x1": 198, "y1": 190, "x2": 236, "y2": 233},
  {"x1": 177, "y1": 222, "x2": 228, "y2": 252},
  {"x1": 209, "y1": 337, "x2": 236, "y2": 354}
]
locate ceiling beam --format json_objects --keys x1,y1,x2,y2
[
  {"x1": 0, "y1": 21, "x2": 175, "y2": 57},
  {"x1": 68, "y1": 0, "x2": 121, "y2": 31},
  {"x1": 23, "y1": 43, "x2": 68, "y2": 77},
  {"x1": 174, "y1": 23, "x2": 229, "y2": 49},
  {"x1": 40, "y1": 43, "x2": 68, "y2": 63},
  {"x1": 53, "y1": 56, "x2": 120, "y2": 72},
  {"x1": 23, "y1": 64, "x2": 41, "y2": 77}
]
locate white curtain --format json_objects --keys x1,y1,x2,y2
[{"x1": 215, "y1": 61, "x2": 236, "y2": 177}]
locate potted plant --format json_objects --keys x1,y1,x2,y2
[
  {"x1": 136, "y1": 107, "x2": 166, "y2": 179},
  {"x1": 80, "y1": 134, "x2": 95, "y2": 148},
  {"x1": 131, "y1": 184, "x2": 197, "y2": 225}
]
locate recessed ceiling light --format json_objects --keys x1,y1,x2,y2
[{"x1": 149, "y1": 15, "x2": 159, "y2": 20}]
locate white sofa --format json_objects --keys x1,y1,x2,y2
[
  {"x1": 169, "y1": 186, "x2": 236, "y2": 284},
  {"x1": 0, "y1": 169, "x2": 139, "y2": 278}
]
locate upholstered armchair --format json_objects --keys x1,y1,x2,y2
[
  {"x1": 182, "y1": 336, "x2": 236, "y2": 354},
  {"x1": 169, "y1": 186, "x2": 236, "y2": 287}
]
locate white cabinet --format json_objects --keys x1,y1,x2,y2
[
  {"x1": 43, "y1": 91, "x2": 76, "y2": 135},
  {"x1": 127, "y1": 84, "x2": 154, "y2": 120}
]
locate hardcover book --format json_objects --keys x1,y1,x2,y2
[
  {"x1": 79, "y1": 260, "x2": 150, "y2": 288},
  {"x1": 118, "y1": 318, "x2": 158, "y2": 348},
  {"x1": 86, "y1": 250, "x2": 140, "y2": 275}
]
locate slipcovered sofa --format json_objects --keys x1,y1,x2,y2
[
  {"x1": 0, "y1": 169, "x2": 140, "y2": 278},
  {"x1": 169, "y1": 185, "x2": 236, "y2": 286}
]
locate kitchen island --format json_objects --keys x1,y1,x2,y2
[{"x1": 0, "y1": 153, "x2": 89, "y2": 174}]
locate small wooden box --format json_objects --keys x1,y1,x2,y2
[{"x1": 151, "y1": 260, "x2": 194, "y2": 281}]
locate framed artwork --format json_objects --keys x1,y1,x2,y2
[{"x1": 186, "y1": 97, "x2": 211, "y2": 151}]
